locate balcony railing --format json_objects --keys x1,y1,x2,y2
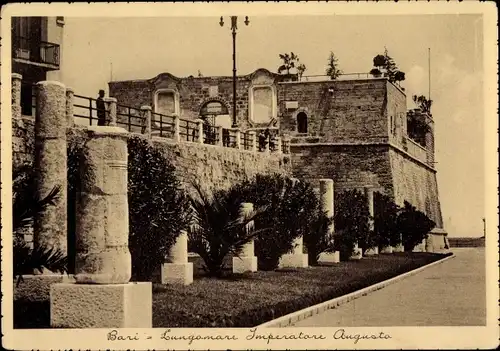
[{"x1": 12, "y1": 36, "x2": 60, "y2": 68}]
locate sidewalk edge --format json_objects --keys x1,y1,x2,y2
[{"x1": 255, "y1": 253, "x2": 456, "y2": 328}]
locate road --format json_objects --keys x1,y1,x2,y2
[{"x1": 291, "y1": 248, "x2": 486, "y2": 326}]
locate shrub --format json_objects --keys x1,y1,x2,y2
[
  {"x1": 186, "y1": 182, "x2": 269, "y2": 277},
  {"x1": 237, "y1": 174, "x2": 317, "y2": 270},
  {"x1": 303, "y1": 209, "x2": 335, "y2": 266},
  {"x1": 334, "y1": 189, "x2": 371, "y2": 261},
  {"x1": 13, "y1": 164, "x2": 67, "y2": 285},
  {"x1": 127, "y1": 136, "x2": 191, "y2": 281},
  {"x1": 397, "y1": 201, "x2": 435, "y2": 251},
  {"x1": 373, "y1": 192, "x2": 402, "y2": 249}
]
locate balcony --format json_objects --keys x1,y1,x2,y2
[{"x1": 12, "y1": 36, "x2": 60, "y2": 70}]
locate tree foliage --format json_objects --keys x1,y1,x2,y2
[
  {"x1": 397, "y1": 201, "x2": 435, "y2": 251},
  {"x1": 13, "y1": 164, "x2": 68, "y2": 286},
  {"x1": 278, "y1": 52, "x2": 300, "y2": 75},
  {"x1": 373, "y1": 192, "x2": 402, "y2": 248},
  {"x1": 333, "y1": 189, "x2": 371, "y2": 261},
  {"x1": 369, "y1": 47, "x2": 406, "y2": 83},
  {"x1": 296, "y1": 63, "x2": 307, "y2": 81},
  {"x1": 325, "y1": 51, "x2": 343, "y2": 80},
  {"x1": 127, "y1": 136, "x2": 192, "y2": 281},
  {"x1": 237, "y1": 174, "x2": 316, "y2": 270},
  {"x1": 303, "y1": 208, "x2": 335, "y2": 266},
  {"x1": 412, "y1": 95, "x2": 433, "y2": 114},
  {"x1": 186, "y1": 182, "x2": 269, "y2": 277}
]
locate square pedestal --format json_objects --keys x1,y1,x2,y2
[
  {"x1": 161, "y1": 262, "x2": 193, "y2": 285},
  {"x1": 50, "y1": 282, "x2": 152, "y2": 328},
  {"x1": 317, "y1": 251, "x2": 340, "y2": 265},
  {"x1": 278, "y1": 253, "x2": 308, "y2": 268},
  {"x1": 380, "y1": 246, "x2": 394, "y2": 254},
  {"x1": 393, "y1": 244, "x2": 404, "y2": 252},
  {"x1": 232, "y1": 256, "x2": 257, "y2": 273},
  {"x1": 364, "y1": 247, "x2": 379, "y2": 256}
]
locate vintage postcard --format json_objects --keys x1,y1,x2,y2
[{"x1": 1, "y1": 2, "x2": 498, "y2": 350}]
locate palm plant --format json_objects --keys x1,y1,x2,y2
[
  {"x1": 13, "y1": 164, "x2": 68, "y2": 286},
  {"x1": 186, "y1": 182, "x2": 270, "y2": 277}
]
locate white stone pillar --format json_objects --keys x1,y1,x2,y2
[
  {"x1": 173, "y1": 115, "x2": 181, "y2": 142},
  {"x1": 363, "y1": 187, "x2": 379, "y2": 256},
  {"x1": 234, "y1": 129, "x2": 241, "y2": 149},
  {"x1": 104, "y1": 97, "x2": 117, "y2": 126},
  {"x1": 196, "y1": 119, "x2": 204, "y2": 144},
  {"x1": 380, "y1": 245, "x2": 394, "y2": 254},
  {"x1": 232, "y1": 203, "x2": 258, "y2": 273},
  {"x1": 34, "y1": 81, "x2": 68, "y2": 256},
  {"x1": 279, "y1": 236, "x2": 308, "y2": 268},
  {"x1": 12, "y1": 73, "x2": 22, "y2": 119},
  {"x1": 65, "y1": 87, "x2": 74, "y2": 127},
  {"x1": 275, "y1": 136, "x2": 282, "y2": 154},
  {"x1": 218, "y1": 126, "x2": 224, "y2": 147},
  {"x1": 318, "y1": 179, "x2": 339, "y2": 264},
  {"x1": 249, "y1": 131, "x2": 257, "y2": 152},
  {"x1": 161, "y1": 231, "x2": 193, "y2": 285},
  {"x1": 141, "y1": 105, "x2": 152, "y2": 139},
  {"x1": 51, "y1": 126, "x2": 152, "y2": 328}
]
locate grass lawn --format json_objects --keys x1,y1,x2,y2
[
  {"x1": 13, "y1": 252, "x2": 451, "y2": 328},
  {"x1": 153, "y1": 252, "x2": 450, "y2": 327}
]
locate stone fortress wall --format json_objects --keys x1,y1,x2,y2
[{"x1": 13, "y1": 68, "x2": 447, "y2": 252}]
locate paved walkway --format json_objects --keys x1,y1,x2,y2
[{"x1": 292, "y1": 248, "x2": 486, "y2": 326}]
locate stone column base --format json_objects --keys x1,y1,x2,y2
[
  {"x1": 232, "y1": 256, "x2": 257, "y2": 273},
  {"x1": 278, "y1": 253, "x2": 308, "y2": 268},
  {"x1": 413, "y1": 242, "x2": 425, "y2": 252},
  {"x1": 364, "y1": 247, "x2": 379, "y2": 256},
  {"x1": 317, "y1": 251, "x2": 340, "y2": 265},
  {"x1": 380, "y1": 246, "x2": 394, "y2": 254},
  {"x1": 393, "y1": 244, "x2": 404, "y2": 252},
  {"x1": 50, "y1": 282, "x2": 152, "y2": 328},
  {"x1": 161, "y1": 262, "x2": 193, "y2": 285}
]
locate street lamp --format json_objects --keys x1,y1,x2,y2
[{"x1": 220, "y1": 15, "x2": 250, "y2": 128}]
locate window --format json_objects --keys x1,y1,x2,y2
[
  {"x1": 297, "y1": 112, "x2": 308, "y2": 134},
  {"x1": 153, "y1": 89, "x2": 180, "y2": 126},
  {"x1": 56, "y1": 17, "x2": 65, "y2": 25},
  {"x1": 249, "y1": 85, "x2": 276, "y2": 123}
]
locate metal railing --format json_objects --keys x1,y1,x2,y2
[
  {"x1": 203, "y1": 124, "x2": 219, "y2": 145},
  {"x1": 151, "y1": 112, "x2": 175, "y2": 138},
  {"x1": 295, "y1": 72, "x2": 373, "y2": 82},
  {"x1": 116, "y1": 103, "x2": 145, "y2": 133},
  {"x1": 240, "y1": 131, "x2": 253, "y2": 151},
  {"x1": 179, "y1": 119, "x2": 199, "y2": 142},
  {"x1": 73, "y1": 94, "x2": 100, "y2": 125},
  {"x1": 12, "y1": 36, "x2": 60, "y2": 67}
]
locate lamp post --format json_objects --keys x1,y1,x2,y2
[{"x1": 220, "y1": 15, "x2": 249, "y2": 128}]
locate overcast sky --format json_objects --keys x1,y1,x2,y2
[{"x1": 61, "y1": 14, "x2": 485, "y2": 237}]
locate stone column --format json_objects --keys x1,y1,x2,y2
[
  {"x1": 65, "y1": 87, "x2": 74, "y2": 127},
  {"x1": 276, "y1": 136, "x2": 282, "y2": 154},
  {"x1": 233, "y1": 203, "x2": 258, "y2": 273},
  {"x1": 34, "y1": 81, "x2": 68, "y2": 255},
  {"x1": 51, "y1": 126, "x2": 152, "y2": 328},
  {"x1": 104, "y1": 97, "x2": 117, "y2": 126},
  {"x1": 173, "y1": 115, "x2": 181, "y2": 142},
  {"x1": 161, "y1": 231, "x2": 193, "y2": 285},
  {"x1": 218, "y1": 126, "x2": 224, "y2": 147},
  {"x1": 12, "y1": 73, "x2": 22, "y2": 119},
  {"x1": 363, "y1": 187, "x2": 379, "y2": 256},
  {"x1": 234, "y1": 129, "x2": 241, "y2": 149},
  {"x1": 393, "y1": 234, "x2": 404, "y2": 252},
  {"x1": 249, "y1": 131, "x2": 257, "y2": 152},
  {"x1": 318, "y1": 179, "x2": 339, "y2": 264},
  {"x1": 196, "y1": 119, "x2": 204, "y2": 144},
  {"x1": 141, "y1": 105, "x2": 152, "y2": 139},
  {"x1": 279, "y1": 236, "x2": 308, "y2": 268}
]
